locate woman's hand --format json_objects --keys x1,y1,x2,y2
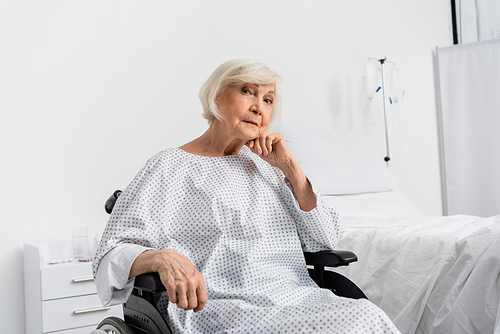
[
  {"x1": 245, "y1": 133, "x2": 294, "y2": 170},
  {"x1": 130, "y1": 249, "x2": 207, "y2": 312}
]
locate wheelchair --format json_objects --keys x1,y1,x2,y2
[{"x1": 93, "y1": 190, "x2": 367, "y2": 334}]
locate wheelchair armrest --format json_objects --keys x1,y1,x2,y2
[
  {"x1": 304, "y1": 250, "x2": 358, "y2": 288},
  {"x1": 134, "y1": 273, "x2": 166, "y2": 293},
  {"x1": 303, "y1": 250, "x2": 358, "y2": 267}
]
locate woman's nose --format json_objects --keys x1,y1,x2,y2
[{"x1": 251, "y1": 99, "x2": 262, "y2": 115}]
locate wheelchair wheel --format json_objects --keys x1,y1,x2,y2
[{"x1": 95, "y1": 316, "x2": 135, "y2": 334}]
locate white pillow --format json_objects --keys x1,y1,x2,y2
[
  {"x1": 278, "y1": 123, "x2": 397, "y2": 195},
  {"x1": 321, "y1": 190, "x2": 421, "y2": 217}
]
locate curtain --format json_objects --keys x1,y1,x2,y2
[
  {"x1": 437, "y1": 38, "x2": 500, "y2": 217},
  {"x1": 456, "y1": 0, "x2": 500, "y2": 43}
]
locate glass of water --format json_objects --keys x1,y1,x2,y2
[{"x1": 72, "y1": 227, "x2": 88, "y2": 259}]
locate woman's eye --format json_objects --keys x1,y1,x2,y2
[
  {"x1": 242, "y1": 88, "x2": 252, "y2": 95},
  {"x1": 264, "y1": 98, "x2": 273, "y2": 105}
]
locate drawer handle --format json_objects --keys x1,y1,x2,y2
[
  {"x1": 74, "y1": 306, "x2": 112, "y2": 314},
  {"x1": 72, "y1": 277, "x2": 95, "y2": 283}
]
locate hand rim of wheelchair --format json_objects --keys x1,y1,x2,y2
[{"x1": 94, "y1": 316, "x2": 135, "y2": 334}]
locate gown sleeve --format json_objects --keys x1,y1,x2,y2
[
  {"x1": 92, "y1": 152, "x2": 166, "y2": 306},
  {"x1": 282, "y1": 177, "x2": 340, "y2": 252}
]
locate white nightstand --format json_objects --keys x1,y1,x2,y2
[{"x1": 24, "y1": 240, "x2": 123, "y2": 334}]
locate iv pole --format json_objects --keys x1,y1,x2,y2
[{"x1": 369, "y1": 57, "x2": 394, "y2": 165}]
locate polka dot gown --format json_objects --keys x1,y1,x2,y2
[{"x1": 93, "y1": 146, "x2": 400, "y2": 334}]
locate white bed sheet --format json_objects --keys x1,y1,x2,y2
[{"x1": 322, "y1": 191, "x2": 500, "y2": 334}]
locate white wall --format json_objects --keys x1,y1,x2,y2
[{"x1": 0, "y1": 1, "x2": 451, "y2": 332}]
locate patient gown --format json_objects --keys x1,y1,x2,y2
[{"x1": 93, "y1": 146, "x2": 400, "y2": 334}]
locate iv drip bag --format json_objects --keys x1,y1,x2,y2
[
  {"x1": 388, "y1": 66, "x2": 401, "y2": 103},
  {"x1": 362, "y1": 62, "x2": 378, "y2": 99}
]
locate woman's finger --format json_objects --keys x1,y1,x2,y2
[
  {"x1": 194, "y1": 281, "x2": 208, "y2": 312},
  {"x1": 265, "y1": 135, "x2": 274, "y2": 155},
  {"x1": 187, "y1": 285, "x2": 198, "y2": 310},
  {"x1": 258, "y1": 135, "x2": 268, "y2": 155},
  {"x1": 254, "y1": 137, "x2": 262, "y2": 155},
  {"x1": 175, "y1": 280, "x2": 189, "y2": 309},
  {"x1": 162, "y1": 270, "x2": 178, "y2": 305}
]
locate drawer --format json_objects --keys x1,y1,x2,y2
[
  {"x1": 42, "y1": 294, "x2": 123, "y2": 333},
  {"x1": 46, "y1": 324, "x2": 100, "y2": 334},
  {"x1": 41, "y1": 262, "x2": 96, "y2": 300}
]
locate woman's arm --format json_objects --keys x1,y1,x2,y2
[
  {"x1": 246, "y1": 133, "x2": 316, "y2": 211},
  {"x1": 277, "y1": 157, "x2": 316, "y2": 212},
  {"x1": 93, "y1": 150, "x2": 207, "y2": 312},
  {"x1": 247, "y1": 132, "x2": 339, "y2": 251}
]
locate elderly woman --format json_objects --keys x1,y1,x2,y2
[{"x1": 93, "y1": 59, "x2": 400, "y2": 333}]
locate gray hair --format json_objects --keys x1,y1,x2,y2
[{"x1": 199, "y1": 59, "x2": 282, "y2": 126}]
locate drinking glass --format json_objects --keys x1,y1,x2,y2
[{"x1": 72, "y1": 227, "x2": 88, "y2": 259}]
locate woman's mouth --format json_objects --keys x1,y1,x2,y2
[{"x1": 243, "y1": 120, "x2": 258, "y2": 127}]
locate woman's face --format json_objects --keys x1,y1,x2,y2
[{"x1": 216, "y1": 82, "x2": 275, "y2": 141}]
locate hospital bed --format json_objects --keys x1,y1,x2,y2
[{"x1": 279, "y1": 123, "x2": 500, "y2": 334}]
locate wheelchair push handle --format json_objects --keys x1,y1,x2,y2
[{"x1": 105, "y1": 190, "x2": 122, "y2": 214}]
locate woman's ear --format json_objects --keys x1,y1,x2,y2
[{"x1": 214, "y1": 94, "x2": 221, "y2": 109}]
